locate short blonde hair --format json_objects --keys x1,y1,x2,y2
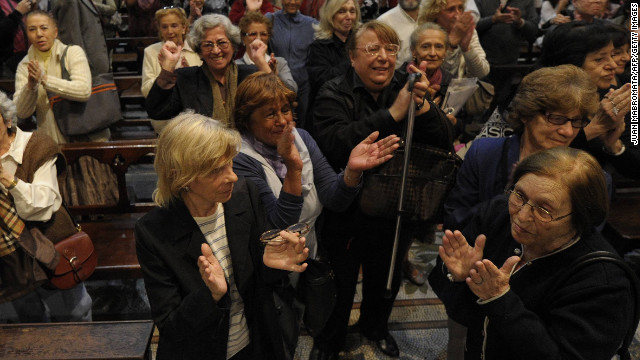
[
  {"x1": 153, "y1": 112, "x2": 241, "y2": 207},
  {"x1": 314, "y1": 0, "x2": 361, "y2": 40},
  {"x1": 417, "y1": 0, "x2": 467, "y2": 24},
  {"x1": 154, "y1": 7, "x2": 188, "y2": 40}
]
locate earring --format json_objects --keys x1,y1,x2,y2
[{"x1": 183, "y1": 186, "x2": 190, "y2": 192}]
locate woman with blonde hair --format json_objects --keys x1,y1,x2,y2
[
  {"x1": 141, "y1": 7, "x2": 202, "y2": 98},
  {"x1": 136, "y1": 111, "x2": 310, "y2": 360},
  {"x1": 306, "y1": 0, "x2": 360, "y2": 114}
]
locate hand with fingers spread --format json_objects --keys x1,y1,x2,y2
[
  {"x1": 449, "y1": 12, "x2": 475, "y2": 51},
  {"x1": 439, "y1": 230, "x2": 486, "y2": 282},
  {"x1": 198, "y1": 243, "x2": 228, "y2": 301},
  {"x1": 466, "y1": 256, "x2": 520, "y2": 300},
  {"x1": 346, "y1": 131, "x2": 400, "y2": 176},
  {"x1": 263, "y1": 230, "x2": 309, "y2": 272},
  {"x1": 246, "y1": 0, "x2": 263, "y2": 11}
]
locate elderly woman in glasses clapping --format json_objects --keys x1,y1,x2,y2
[
  {"x1": 311, "y1": 21, "x2": 454, "y2": 358},
  {"x1": 146, "y1": 14, "x2": 273, "y2": 125}
]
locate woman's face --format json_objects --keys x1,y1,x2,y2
[
  {"x1": 349, "y1": 29, "x2": 397, "y2": 95},
  {"x1": 611, "y1": 43, "x2": 631, "y2": 75},
  {"x1": 509, "y1": 173, "x2": 577, "y2": 256},
  {"x1": 581, "y1": 42, "x2": 617, "y2": 89},
  {"x1": 200, "y1": 26, "x2": 234, "y2": 75},
  {"x1": 249, "y1": 100, "x2": 293, "y2": 147},
  {"x1": 242, "y1": 22, "x2": 270, "y2": 49},
  {"x1": 186, "y1": 162, "x2": 238, "y2": 206},
  {"x1": 26, "y1": 14, "x2": 58, "y2": 52},
  {"x1": 159, "y1": 14, "x2": 187, "y2": 45},
  {"x1": 282, "y1": 0, "x2": 302, "y2": 15},
  {"x1": 413, "y1": 29, "x2": 447, "y2": 74},
  {"x1": 332, "y1": 0, "x2": 357, "y2": 38},
  {"x1": 436, "y1": 0, "x2": 464, "y2": 32},
  {"x1": 522, "y1": 108, "x2": 581, "y2": 152}
]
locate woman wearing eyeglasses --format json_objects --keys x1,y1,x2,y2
[
  {"x1": 444, "y1": 65, "x2": 599, "y2": 232},
  {"x1": 311, "y1": 21, "x2": 454, "y2": 358},
  {"x1": 235, "y1": 12, "x2": 297, "y2": 93},
  {"x1": 430, "y1": 146, "x2": 635, "y2": 360},
  {"x1": 146, "y1": 14, "x2": 268, "y2": 124}
]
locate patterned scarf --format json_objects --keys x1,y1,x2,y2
[
  {"x1": 0, "y1": 191, "x2": 24, "y2": 257},
  {"x1": 203, "y1": 62, "x2": 238, "y2": 127},
  {"x1": 242, "y1": 134, "x2": 288, "y2": 179}
]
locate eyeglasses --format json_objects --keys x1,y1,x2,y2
[
  {"x1": 356, "y1": 43, "x2": 400, "y2": 57},
  {"x1": 162, "y1": 5, "x2": 176, "y2": 9},
  {"x1": 200, "y1": 40, "x2": 231, "y2": 52},
  {"x1": 259, "y1": 223, "x2": 310, "y2": 246},
  {"x1": 545, "y1": 113, "x2": 590, "y2": 128},
  {"x1": 243, "y1": 31, "x2": 269, "y2": 38},
  {"x1": 505, "y1": 189, "x2": 572, "y2": 223}
]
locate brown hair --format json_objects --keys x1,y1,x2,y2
[
  {"x1": 238, "y1": 11, "x2": 273, "y2": 38},
  {"x1": 346, "y1": 20, "x2": 399, "y2": 54},
  {"x1": 234, "y1": 72, "x2": 297, "y2": 135},
  {"x1": 507, "y1": 147, "x2": 608, "y2": 235},
  {"x1": 507, "y1": 64, "x2": 599, "y2": 133}
]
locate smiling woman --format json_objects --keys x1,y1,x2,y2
[
  {"x1": 145, "y1": 14, "x2": 259, "y2": 125},
  {"x1": 430, "y1": 147, "x2": 635, "y2": 360}
]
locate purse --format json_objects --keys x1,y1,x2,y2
[
  {"x1": 48, "y1": 46, "x2": 121, "y2": 136},
  {"x1": 464, "y1": 80, "x2": 494, "y2": 116},
  {"x1": 299, "y1": 256, "x2": 337, "y2": 337},
  {"x1": 48, "y1": 203, "x2": 97, "y2": 290},
  {"x1": 359, "y1": 109, "x2": 462, "y2": 223}
]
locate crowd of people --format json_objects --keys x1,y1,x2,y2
[{"x1": 0, "y1": 0, "x2": 637, "y2": 359}]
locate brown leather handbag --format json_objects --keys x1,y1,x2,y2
[{"x1": 48, "y1": 203, "x2": 97, "y2": 290}]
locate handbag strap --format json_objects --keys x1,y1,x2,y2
[
  {"x1": 59, "y1": 200, "x2": 81, "y2": 232},
  {"x1": 59, "y1": 46, "x2": 70, "y2": 81},
  {"x1": 545, "y1": 251, "x2": 640, "y2": 360}
]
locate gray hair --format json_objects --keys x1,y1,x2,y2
[
  {"x1": 409, "y1": 22, "x2": 448, "y2": 51},
  {"x1": 187, "y1": 14, "x2": 241, "y2": 54},
  {"x1": 0, "y1": 91, "x2": 17, "y2": 133}
]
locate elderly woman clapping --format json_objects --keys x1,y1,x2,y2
[
  {"x1": 147, "y1": 14, "x2": 272, "y2": 125},
  {"x1": 135, "y1": 112, "x2": 309, "y2": 360},
  {"x1": 430, "y1": 147, "x2": 636, "y2": 359}
]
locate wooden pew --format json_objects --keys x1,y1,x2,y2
[
  {"x1": 0, "y1": 320, "x2": 154, "y2": 360},
  {"x1": 107, "y1": 37, "x2": 158, "y2": 74},
  {"x1": 61, "y1": 139, "x2": 157, "y2": 280}
]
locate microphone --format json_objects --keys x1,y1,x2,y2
[{"x1": 407, "y1": 72, "x2": 421, "y2": 92}]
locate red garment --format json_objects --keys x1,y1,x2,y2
[
  {"x1": 300, "y1": 0, "x2": 325, "y2": 19},
  {"x1": 0, "y1": 0, "x2": 27, "y2": 53},
  {"x1": 228, "y1": 0, "x2": 275, "y2": 24}
]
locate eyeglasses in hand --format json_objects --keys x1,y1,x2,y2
[{"x1": 259, "y1": 223, "x2": 310, "y2": 246}]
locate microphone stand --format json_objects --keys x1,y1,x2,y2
[{"x1": 385, "y1": 73, "x2": 420, "y2": 298}]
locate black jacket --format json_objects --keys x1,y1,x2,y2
[
  {"x1": 430, "y1": 196, "x2": 634, "y2": 360},
  {"x1": 135, "y1": 178, "x2": 289, "y2": 360},
  {"x1": 311, "y1": 66, "x2": 455, "y2": 171},
  {"x1": 146, "y1": 64, "x2": 256, "y2": 120}
]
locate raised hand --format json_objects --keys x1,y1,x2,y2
[
  {"x1": 198, "y1": 243, "x2": 228, "y2": 301},
  {"x1": 268, "y1": 53, "x2": 278, "y2": 74},
  {"x1": 158, "y1": 41, "x2": 183, "y2": 72},
  {"x1": 246, "y1": 0, "x2": 263, "y2": 11},
  {"x1": 263, "y1": 230, "x2": 309, "y2": 272},
  {"x1": 346, "y1": 131, "x2": 400, "y2": 173},
  {"x1": 27, "y1": 60, "x2": 44, "y2": 89},
  {"x1": 585, "y1": 83, "x2": 631, "y2": 140},
  {"x1": 438, "y1": 230, "x2": 486, "y2": 282},
  {"x1": 466, "y1": 256, "x2": 520, "y2": 300},
  {"x1": 276, "y1": 120, "x2": 302, "y2": 171},
  {"x1": 492, "y1": 5, "x2": 514, "y2": 24},
  {"x1": 449, "y1": 12, "x2": 475, "y2": 51}
]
